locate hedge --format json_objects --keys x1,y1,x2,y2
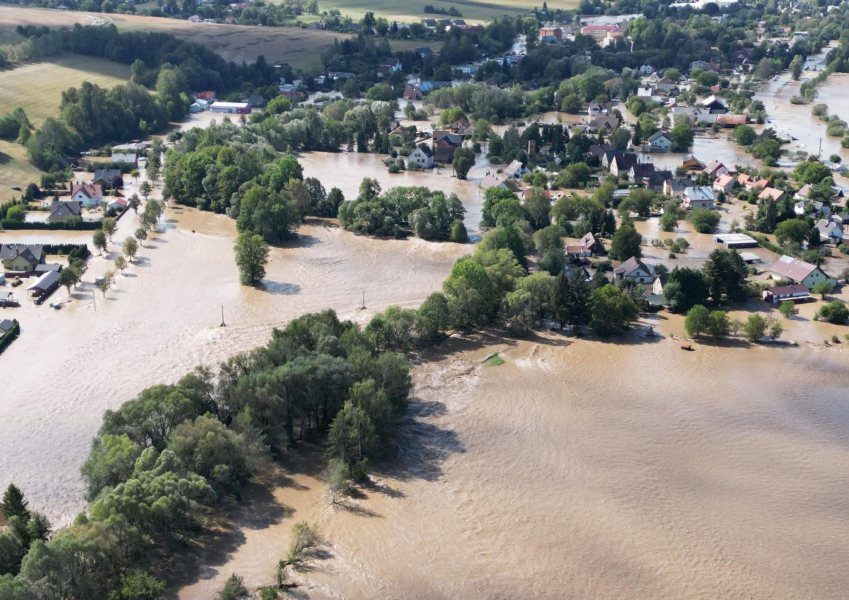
[
  {"x1": 0, "y1": 320, "x2": 20, "y2": 355},
  {"x1": 44, "y1": 244, "x2": 90, "y2": 261},
  {"x1": 1, "y1": 219, "x2": 102, "y2": 231}
]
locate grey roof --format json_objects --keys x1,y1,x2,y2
[
  {"x1": 414, "y1": 143, "x2": 433, "y2": 157},
  {"x1": 49, "y1": 200, "x2": 82, "y2": 219},
  {"x1": 27, "y1": 270, "x2": 59, "y2": 292},
  {"x1": 647, "y1": 131, "x2": 672, "y2": 142},
  {"x1": 684, "y1": 186, "x2": 715, "y2": 201},
  {"x1": 0, "y1": 319, "x2": 13, "y2": 334},
  {"x1": 614, "y1": 256, "x2": 651, "y2": 277},
  {"x1": 1, "y1": 244, "x2": 44, "y2": 264},
  {"x1": 111, "y1": 153, "x2": 137, "y2": 164},
  {"x1": 93, "y1": 169, "x2": 123, "y2": 183}
]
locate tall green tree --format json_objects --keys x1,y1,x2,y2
[{"x1": 233, "y1": 232, "x2": 269, "y2": 286}]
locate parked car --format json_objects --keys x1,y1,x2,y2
[{"x1": 11, "y1": 186, "x2": 21, "y2": 191}]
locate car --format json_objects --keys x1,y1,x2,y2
[{"x1": 11, "y1": 186, "x2": 21, "y2": 191}]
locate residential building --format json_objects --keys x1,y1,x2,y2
[
  {"x1": 613, "y1": 257, "x2": 652, "y2": 283},
  {"x1": 681, "y1": 155, "x2": 704, "y2": 170},
  {"x1": 795, "y1": 200, "x2": 829, "y2": 217},
  {"x1": 768, "y1": 255, "x2": 836, "y2": 290},
  {"x1": 70, "y1": 183, "x2": 103, "y2": 207},
  {"x1": 1, "y1": 244, "x2": 45, "y2": 273},
  {"x1": 111, "y1": 153, "x2": 138, "y2": 167},
  {"x1": 652, "y1": 272, "x2": 670, "y2": 296},
  {"x1": 580, "y1": 25, "x2": 621, "y2": 40},
  {"x1": 762, "y1": 284, "x2": 810, "y2": 304},
  {"x1": 539, "y1": 27, "x2": 563, "y2": 42},
  {"x1": 664, "y1": 178, "x2": 692, "y2": 197},
  {"x1": 448, "y1": 117, "x2": 474, "y2": 135},
  {"x1": 408, "y1": 143, "x2": 434, "y2": 169},
  {"x1": 713, "y1": 174, "x2": 735, "y2": 192},
  {"x1": 758, "y1": 187, "x2": 784, "y2": 202},
  {"x1": 47, "y1": 200, "x2": 82, "y2": 222},
  {"x1": 628, "y1": 163, "x2": 655, "y2": 183},
  {"x1": 646, "y1": 131, "x2": 673, "y2": 152},
  {"x1": 578, "y1": 232, "x2": 604, "y2": 255},
  {"x1": 403, "y1": 86, "x2": 423, "y2": 100},
  {"x1": 816, "y1": 219, "x2": 845, "y2": 244},
  {"x1": 503, "y1": 159, "x2": 527, "y2": 178},
  {"x1": 609, "y1": 153, "x2": 638, "y2": 177},
  {"x1": 93, "y1": 169, "x2": 123, "y2": 189},
  {"x1": 794, "y1": 184, "x2": 813, "y2": 200},
  {"x1": 703, "y1": 160, "x2": 729, "y2": 178},
  {"x1": 587, "y1": 102, "x2": 611, "y2": 116},
  {"x1": 589, "y1": 115, "x2": 620, "y2": 130},
  {"x1": 698, "y1": 95, "x2": 728, "y2": 114},
  {"x1": 682, "y1": 186, "x2": 715, "y2": 210}
]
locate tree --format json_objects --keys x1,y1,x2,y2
[
  {"x1": 128, "y1": 194, "x2": 141, "y2": 214},
  {"x1": 816, "y1": 300, "x2": 849, "y2": 324},
  {"x1": 93, "y1": 230, "x2": 107, "y2": 255},
  {"x1": 789, "y1": 54, "x2": 803, "y2": 81},
  {"x1": 609, "y1": 128, "x2": 631, "y2": 151},
  {"x1": 671, "y1": 123, "x2": 694, "y2": 149},
  {"x1": 810, "y1": 280, "x2": 833, "y2": 300},
  {"x1": 744, "y1": 313, "x2": 767, "y2": 343},
  {"x1": 130, "y1": 168, "x2": 140, "y2": 183},
  {"x1": 554, "y1": 270, "x2": 590, "y2": 333},
  {"x1": 659, "y1": 209, "x2": 678, "y2": 232},
  {"x1": 794, "y1": 161, "x2": 832, "y2": 185},
  {"x1": 688, "y1": 209, "x2": 720, "y2": 233},
  {"x1": 449, "y1": 219, "x2": 468, "y2": 243},
  {"x1": 685, "y1": 304, "x2": 710, "y2": 338},
  {"x1": 452, "y1": 147, "x2": 475, "y2": 180},
  {"x1": 97, "y1": 271, "x2": 114, "y2": 298},
  {"x1": 589, "y1": 284, "x2": 639, "y2": 336},
  {"x1": 58, "y1": 267, "x2": 80, "y2": 295},
  {"x1": 416, "y1": 293, "x2": 450, "y2": 342},
  {"x1": 108, "y1": 572, "x2": 165, "y2": 600},
  {"x1": 769, "y1": 319, "x2": 784, "y2": 341},
  {"x1": 134, "y1": 228, "x2": 148, "y2": 247},
  {"x1": 5, "y1": 206, "x2": 24, "y2": 222},
  {"x1": 732, "y1": 124, "x2": 757, "y2": 146},
  {"x1": 123, "y1": 237, "x2": 138, "y2": 262},
  {"x1": 139, "y1": 180, "x2": 152, "y2": 201},
  {"x1": 703, "y1": 249, "x2": 748, "y2": 303},
  {"x1": 114, "y1": 255, "x2": 127, "y2": 273},
  {"x1": 0, "y1": 485, "x2": 29, "y2": 520},
  {"x1": 102, "y1": 217, "x2": 117, "y2": 242},
  {"x1": 707, "y1": 310, "x2": 730, "y2": 339},
  {"x1": 608, "y1": 223, "x2": 642, "y2": 260},
  {"x1": 779, "y1": 300, "x2": 798, "y2": 318},
  {"x1": 81, "y1": 434, "x2": 141, "y2": 501},
  {"x1": 664, "y1": 267, "x2": 709, "y2": 312},
  {"x1": 774, "y1": 219, "x2": 811, "y2": 245},
  {"x1": 326, "y1": 459, "x2": 349, "y2": 504},
  {"x1": 234, "y1": 232, "x2": 269, "y2": 286},
  {"x1": 523, "y1": 187, "x2": 551, "y2": 230}
]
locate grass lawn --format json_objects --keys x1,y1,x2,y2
[
  {"x1": 0, "y1": 141, "x2": 42, "y2": 205},
  {"x1": 0, "y1": 53, "x2": 131, "y2": 126},
  {"x1": 309, "y1": 0, "x2": 578, "y2": 23}
]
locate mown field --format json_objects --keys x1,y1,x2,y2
[
  {"x1": 313, "y1": 0, "x2": 560, "y2": 22},
  {"x1": 0, "y1": 141, "x2": 42, "y2": 205}
]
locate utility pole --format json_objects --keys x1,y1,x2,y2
[
  {"x1": 362, "y1": 291, "x2": 365, "y2": 310},
  {"x1": 220, "y1": 305, "x2": 226, "y2": 327}
]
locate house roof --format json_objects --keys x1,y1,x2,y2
[
  {"x1": 49, "y1": 200, "x2": 82, "y2": 220},
  {"x1": 795, "y1": 183, "x2": 813, "y2": 198},
  {"x1": 71, "y1": 182, "x2": 102, "y2": 199},
  {"x1": 414, "y1": 143, "x2": 433, "y2": 157},
  {"x1": 108, "y1": 198, "x2": 129, "y2": 208},
  {"x1": 589, "y1": 115, "x2": 620, "y2": 129},
  {"x1": 647, "y1": 131, "x2": 672, "y2": 143},
  {"x1": 684, "y1": 186, "x2": 715, "y2": 201},
  {"x1": 0, "y1": 244, "x2": 44, "y2": 265},
  {"x1": 588, "y1": 143, "x2": 612, "y2": 157},
  {"x1": 764, "y1": 283, "x2": 809, "y2": 296},
  {"x1": 714, "y1": 174, "x2": 735, "y2": 188},
  {"x1": 93, "y1": 169, "x2": 122, "y2": 184},
  {"x1": 758, "y1": 187, "x2": 784, "y2": 201},
  {"x1": 613, "y1": 256, "x2": 651, "y2": 277},
  {"x1": 769, "y1": 255, "x2": 819, "y2": 282},
  {"x1": 704, "y1": 160, "x2": 726, "y2": 174},
  {"x1": 566, "y1": 245, "x2": 591, "y2": 253},
  {"x1": 611, "y1": 153, "x2": 638, "y2": 171},
  {"x1": 111, "y1": 153, "x2": 137, "y2": 164},
  {"x1": 630, "y1": 163, "x2": 655, "y2": 178},
  {"x1": 504, "y1": 159, "x2": 524, "y2": 176},
  {"x1": 716, "y1": 114, "x2": 747, "y2": 126},
  {"x1": 580, "y1": 232, "x2": 602, "y2": 249},
  {"x1": 27, "y1": 270, "x2": 59, "y2": 292},
  {"x1": 433, "y1": 130, "x2": 462, "y2": 145},
  {"x1": 700, "y1": 95, "x2": 727, "y2": 108},
  {"x1": 0, "y1": 319, "x2": 13, "y2": 334}
]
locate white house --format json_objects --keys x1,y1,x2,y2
[
  {"x1": 794, "y1": 199, "x2": 829, "y2": 217},
  {"x1": 408, "y1": 143, "x2": 434, "y2": 169},
  {"x1": 816, "y1": 219, "x2": 844, "y2": 244},
  {"x1": 70, "y1": 182, "x2": 103, "y2": 207},
  {"x1": 646, "y1": 131, "x2": 673, "y2": 152},
  {"x1": 768, "y1": 255, "x2": 836, "y2": 290},
  {"x1": 682, "y1": 186, "x2": 715, "y2": 210},
  {"x1": 613, "y1": 257, "x2": 653, "y2": 283},
  {"x1": 503, "y1": 159, "x2": 527, "y2": 178}
]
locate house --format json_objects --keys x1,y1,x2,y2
[
  {"x1": 422, "y1": 18, "x2": 437, "y2": 28},
  {"x1": 381, "y1": 57, "x2": 401, "y2": 72},
  {"x1": 416, "y1": 47, "x2": 434, "y2": 58},
  {"x1": 690, "y1": 60, "x2": 709, "y2": 71},
  {"x1": 736, "y1": 173, "x2": 752, "y2": 187},
  {"x1": 681, "y1": 155, "x2": 705, "y2": 170},
  {"x1": 682, "y1": 186, "x2": 715, "y2": 210},
  {"x1": 601, "y1": 150, "x2": 624, "y2": 170},
  {"x1": 578, "y1": 232, "x2": 604, "y2": 255},
  {"x1": 762, "y1": 284, "x2": 811, "y2": 304},
  {"x1": 628, "y1": 163, "x2": 656, "y2": 184},
  {"x1": 588, "y1": 143, "x2": 612, "y2": 158},
  {"x1": 111, "y1": 153, "x2": 138, "y2": 167},
  {"x1": 480, "y1": 174, "x2": 514, "y2": 191},
  {"x1": 609, "y1": 153, "x2": 638, "y2": 177},
  {"x1": 47, "y1": 200, "x2": 83, "y2": 222},
  {"x1": 70, "y1": 183, "x2": 103, "y2": 207},
  {"x1": 758, "y1": 187, "x2": 784, "y2": 202},
  {"x1": 652, "y1": 272, "x2": 670, "y2": 296},
  {"x1": 794, "y1": 184, "x2": 813, "y2": 200},
  {"x1": 327, "y1": 71, "x2": 355, "y2": 81},
  {"x1": 113, "y1": 141, "x2": 151, "y2": 152},
  {"x1": 703, "y1": 160, "x2": 729, "y2": 178},
  {"x1": 195, "y1": 91, "x2": 216, "y2": 102},
  {"x1": 589, "y1": 115, "x2": 620, "y2": 130},
  {"x1": 831, "y1": 213, "x2": 849, "y2": 225},
  {"x1": 646, "y1": 131, "x2": 673, "y2": 152},
  {"x1": 402, "y1": 86, "x2": 423, "y2": 100},
  {"x1": 587, "y1": 102, "x2": 611, "y2": 116},
  {"x1": 716, "y1": 114, "x2": 747, "y2": 127},
  {"x1": 188, "y1": 14, "x2": 202, "y2": 22},
  {"x1": 794, "y1": 200, "x2": 829, "y2": 217},
  {"x1": 613, "y1": 257, "x2": 652, "y2": 283},
  {"x1": 713, "y1": 174, "x2": 735, "y2": 192},
  {"x1": 1, "y1": 245, "x2": 45, "y2": 273},
  {"x1": 433, "y1": 135, "x2": 460, "y2": 163},
  {"x1": 539, "y1": 27, "x2": 563, "y2": 42},
  {"x1": 816, "y1": 219, "x2": 845, "y2": 244},
  {"x1": 107, "y1": 198, "x2": 129, "y2": 213},
  {"x1": 93, "y1": 169, "x2": 123, "y2": 189},
  {"x1": 768, "y1": 255, "x2": 836, "y2": 290},
  {"x1": 34, "y1": 263, "x2": 61, "y2": 275},
  {"x1": 210, "y1": 101, "x2": 252, "y2": 114},
  {"x1": 408, "y1": 143, "x2": 434, "y2": 169},
  {"x1": 655, "y1": 76, "x2": 677, "y2": 92},
  {"x1": 664, "y1": 178, "x2": 692, "y2": 198},
  {"x1": 747, "y1": 178, "x2": 770, "y2": 191},
  {"x1": 26, "y1": 270, "x2": 59, "y2": 298},
  {"x1": 565, "y1": 244, "x2": 593, "y2": 257},
  {"x1": 522, "y1": 188, "x2": 551, "y2": 202},
  {"x1": 448, "y1": 117, "x2": 474, "y2": 135},
  {"x1": 698, "y1": 95, "x2": 728, "y2": 114},
  {"x1": 503, "y1": 160, "x2": 527, "y2": 178},
  {"x1": 647, "y1": 170, "x2": 674, "y2": 191}
]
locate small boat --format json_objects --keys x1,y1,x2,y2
[{"x1": 680, "y1": 344, "x2": 693, "y2": 351}]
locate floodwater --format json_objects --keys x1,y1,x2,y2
[
  {"x1": 0, "y1": 181, "x2": 469, "y2": 524},
  {"x1": 178, "y1": 324, "x2": 849, "y2": 600}
]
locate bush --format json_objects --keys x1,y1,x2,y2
[
  {"x1": 217, "y1": 574, "x2": 248, "y2": 599},
  {"x1": 1, "y1": 219, "x2": 101, "y2": 231},
  {"x1": 817, "y1": 300, "x2": 849, "y2": 324}
]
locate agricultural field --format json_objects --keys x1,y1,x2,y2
[
  {"x1": 0, "y1": 53, "x2": 131, "y2": 126},
  {"x1": 0, "y1": 140, "x2": 42, "y2": 205},
  {"x1": 311, "y1": 0, "x2": 558, "y2": 23}
]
